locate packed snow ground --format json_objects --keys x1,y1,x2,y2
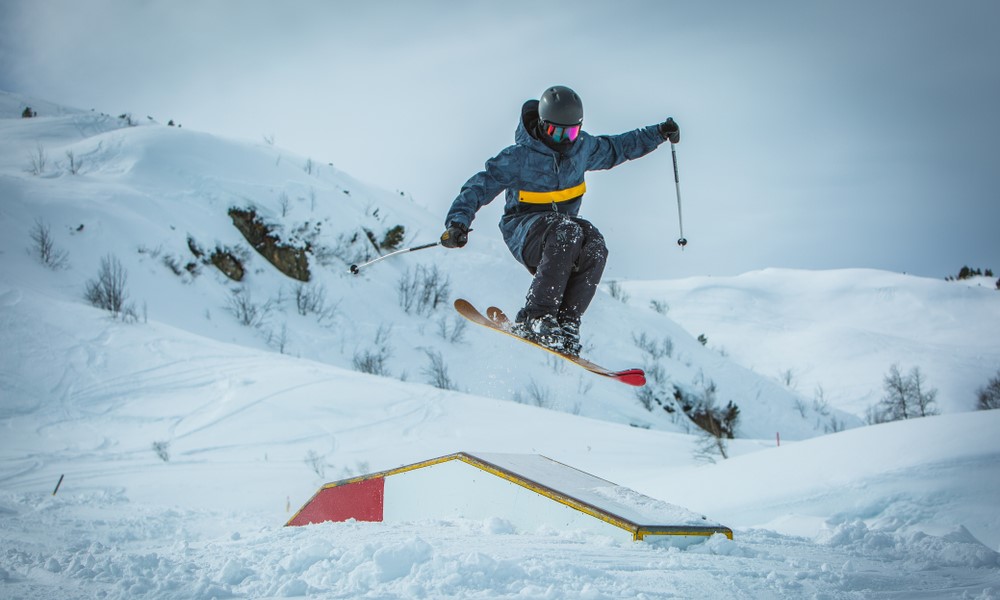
[{"x1": 2, "y1": 91, "x2": 999, "y2": 598}]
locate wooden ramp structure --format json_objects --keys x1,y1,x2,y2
[{"x1": 287, "y1": 452, "x2": 732, "y2": 542}]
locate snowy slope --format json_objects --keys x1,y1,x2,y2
[
  {"x1": 2, "y1": 92, "x2": 999, "y2": 598},
  {"x1": 0, "y1": 90, "x2": 856, "y2": 441},
  {"x1": 2, "y1": 276, "x2": 999, "y2": 599},
  {"x1": 622, "y1": 269, "x2": 1000, "y2": 416}
]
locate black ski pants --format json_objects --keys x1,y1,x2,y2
[{"x1": 517, "y1": 213, "x2": 608, "y2": 322}]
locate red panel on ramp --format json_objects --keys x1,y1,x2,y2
[{"x1": 287, "y1": 477, "x2": 385, "y2": 526}]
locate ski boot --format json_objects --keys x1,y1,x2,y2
[
  {"x1": 510, "y1": 313, "x2": 565, "y2": 353},
  {"x1": 558, "y1": 314, "x2": 582, "y2": 357}
]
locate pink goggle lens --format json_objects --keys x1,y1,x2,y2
[{"x1": 545, "y1": 122, "x2": 581, "y2": 143}]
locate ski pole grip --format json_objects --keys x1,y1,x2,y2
[
  {"x1": 408, "y1": 242, "x2": 440, "y2": 252},
  {"x1": 671, "y1": 143, "x2": 680, "y2": 183}
]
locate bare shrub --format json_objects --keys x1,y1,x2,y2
[
  {"x1": 398, "y1": 265, "x2": 450, "y2": 316},
  {"x1": 152, "y1": 441, "x2": 170, "y2": 462},
  {"x1": 633, "y1": 331, "x2": 673, "y2": 360},
  {"x1": 26, "y1": 143, "x2": 47, "y2": 175},
  {"x1": 436, "y1": 315, "x2": 467, "y2": 343},
  {"x1": 84, "y1": 254, "x2": 137, "y2": 321},
  {"x1": 976, "y1": 370, "x2": 1000, "y2": 410},
  {"x1": 225, "y1": 286, "x2": 274, "y2": 328},
  {"x1": 421, "y1": 348, "x2": 456, "y2": 390},
  {"x1": 294, "y1": 282, "x2": 339, "y2": 321},
  {"x1": 268, "y1": 322, "x2": 289, "y2": 354},
  {"x1": 278, "y1": 192, "x2": 290, "y2": 217},
  {"x1": 649, "y1": 299, "x2": 670, "y2": 315},
  {"x1": 65, "y1": 149, "x2": 81, "y2": 174},
  {"x1": 304, "y1": 449, "x2": 326, "y2": 479},
  {"x1": 607, "y1": 280, "x2": 630, "y2": 303},
  {"x1": 868, "y1": 364, "x2": 939, "y2": 423},
  {"x1": 353, "y1": 324, "x2": 393, "y2": 376},
  {"x1": 29, "y1": 219, "x2": 69, "y2": 269},
  {"x1": 515, "y1": 379, "x2": 551, "y2": 408}
]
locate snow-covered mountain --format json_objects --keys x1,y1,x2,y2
[{"x1": 2, "y1": 91, "x2": 998, "y2": 598}]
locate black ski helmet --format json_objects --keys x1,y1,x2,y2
[{"x1": 538, "y1": 85, "x2": 583, "y2": 126}]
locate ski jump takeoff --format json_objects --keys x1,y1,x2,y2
[{"x1": 440, "y1": 85, "x2": 681, "y2": 385}]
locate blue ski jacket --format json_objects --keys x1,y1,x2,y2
[{"x1": 445, "y1": 99, "x2": 667, "y2": 265}]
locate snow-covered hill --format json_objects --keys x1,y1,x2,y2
[
  {"x1": 2, "y1": 91, "x2": 999, "y2": 598},
  {"x1": 0, "y1": 89, "x2": 870, "y2": 441},
  {"x1": 622, "y1": 267, "x2": 1000, "y2": 416}
]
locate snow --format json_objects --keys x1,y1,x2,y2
[
  {"x1": 1, "y1": 90, "x2": 999, "y2": 598},
  {"x1": 620, "y1": 268, "x2": 1000, "y2": 416}
]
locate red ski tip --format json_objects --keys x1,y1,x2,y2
[{"x1": 614, "y1": 369, "x2": 646, "y2": 387}]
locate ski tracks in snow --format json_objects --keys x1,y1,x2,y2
[{"x1": 2, "y1": 492, "x2": 997, "y2": 600}]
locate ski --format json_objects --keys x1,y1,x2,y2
[{"x1": 453, "y1": 299, "x2": 646, "y2": 387}]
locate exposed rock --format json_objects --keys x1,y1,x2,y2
[
  {"x1": 211, "y1": 249, "x2": 244, "y2": 282},
  {"x1": 228, "y1": 208, "x2": 310, "y2": 282}
]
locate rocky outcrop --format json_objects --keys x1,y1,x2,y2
[{"x1": 228, "y1": 208, "x2": 310, "y2": 282}]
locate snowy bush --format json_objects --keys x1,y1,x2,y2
[
  {"x1": 84, "y1": 254, "x2": 137, "y2": 321},
  {"x1": 225, "y1": 287, "x2": 274, "y2": 328},
  {"x1": 515, "y1": 379, "x2": 551, "y2": 408},
  {"x1": 26, "y1": 143, "x2": 46, "y2": 175},
  {"x1": 977, "y1": 371, "x2": 1000, "y2": 410},
  {"x1": 64, "y1": 149, "x2": 81, "y2": 175},
  {"x1": 304, "y1": 449, "x2": 326, "y2": 478},
  {"x1": 28, "y1": 219, "x2": 69, "y2": 270},
  {"x1": 633, "y1": 332, "x2": 673, "y2": 360},
  {"x1": 397, "y1": 265, "x2": 450, "y2": 316},
  {"x1": 634, "y1": 363, "x2": 669, "y2": 413},
  {"x1": 293, "y1": 282, "x2": 338, "y2": 321},
  {"x1": 353, "y1": 325, "x2": 393, "y2": 376},
  {"x1": 421, "y1": 348, "x2": 456, "y2": 390},
  {"x1": 436, "y1": 315, "x2": 467, "y2": 343},
  {"x1": 152, "y1": 441, "x2": 170, "y2": 462},
  {"x1": 325, "y1": 230, "x2": 373, "y2": 268},
  {"x1": 649, "y1": 299, "x2": 670, "y2": 314},
  {"x1": 606, "y1": 280, "x2": 630, "y2": 303}
]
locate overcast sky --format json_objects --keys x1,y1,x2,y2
[{"x1": 2, "y1": 0, "x2": 998, "y2": 280}]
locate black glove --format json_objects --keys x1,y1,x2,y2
[
  {"x1": 440, "y1": 222, "x2": 469, "y2": 248},
  {"x1": 658, "y1": 117, "x2": 680, "y2": 143}
]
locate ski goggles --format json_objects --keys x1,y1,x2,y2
[{"x1": 543, "y1": 121, "x2": 581, "y2": 143}]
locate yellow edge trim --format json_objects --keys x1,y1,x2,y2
[
  {"x1": 320, "y1": 454, "x2": 461, "y2": 489},
  {"x1": 519, "y1": 181, "x2": 586, "y2": 204},
  {"x1": 634, "y1": 528, "x2": 735, "y2": 541}
]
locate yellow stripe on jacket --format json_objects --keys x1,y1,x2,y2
[{"x1": 518, "y1": 181, "x2": 587, "y2": 204}]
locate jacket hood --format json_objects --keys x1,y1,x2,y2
[
  {"x1": 516, "y1": 100, "x2": 543, "y2": 146},
  {"x1": 517, "y1": 99, "x2": 579, "y2": 156}
]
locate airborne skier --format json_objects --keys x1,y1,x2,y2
[{"x1": 440, "y1": 85, "x2": 681, "y2": 356}]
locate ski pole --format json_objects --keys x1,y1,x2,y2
[
  {"x1": 670, "y1": 142, "x2": 688, "y2": 249},
  {"x1": 349, "y1": 242, "x2": 439, "y2": 274}
]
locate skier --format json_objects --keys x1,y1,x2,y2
[{"x1": 440, "y1": 85, "x2": 680, "y2": 356}]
